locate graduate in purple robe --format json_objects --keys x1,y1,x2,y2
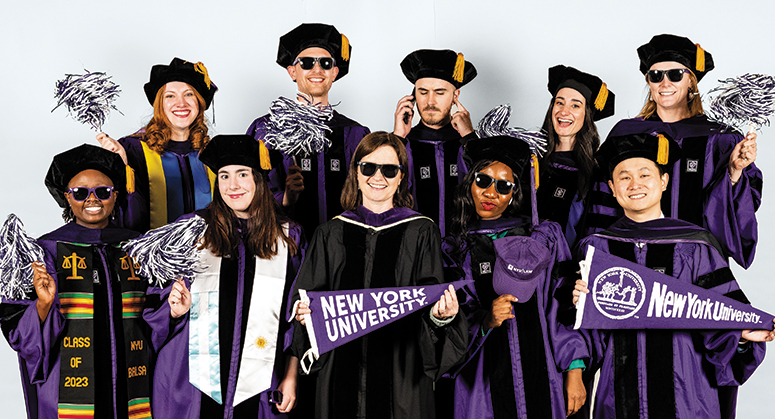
[
  {"x1": 246, "y1": 23, "x2": 370, "y2": 240},
  {"x1": 571, "y1": 132, "x2": 772, "y2": 419},
  {"x1": 290, "y1": 132, "x2": 467, "y2": 419},
  {"x1": 1, "y1": 144, "x2": 152, "y2": 419},
  {"x1": 605, "y1": 34, "x2": 761, "y2": 268},
  {"x1": 442, "y1": 135, "x2": 585, "y2": 419},
  {"x1": 96, "y1": 57, "x2": 218, "y2": 233},
  {"x1": 393, "y1": 49, "x2": 479, "y2": 237},
  {"x1": 537, "y1": 65, "x2": 620, "y2": 248},
  {"x1": 139, "y1": 135, "x2": 305, "y2": 419}
]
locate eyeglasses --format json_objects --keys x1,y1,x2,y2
[
  {"x1": 292, "y1": 56, "x2": 336, "y2": 71},
  {"x1": 647, "y1": 68, "x2": 691, "y2": 83},
  {"x1": 66, "y1": 186, "x2": 115, "y2": 201},
  {"x1": 357, "y1": 162, "x2": 403, "y2": 179},
  {"x1": 474, "y1": 173, "x2": 515, "y2": 195}
]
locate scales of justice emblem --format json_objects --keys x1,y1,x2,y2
[{"x1": 591, "y1": 266, "x2": 646, "y2": 320}]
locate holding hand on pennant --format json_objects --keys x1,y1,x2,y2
[{"x1": 431, "y1": 284, "x2": 460, "y2": 320}]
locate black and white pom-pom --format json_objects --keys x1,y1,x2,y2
[
  {"x1": 262, "y1": 92, "x2": 334, "y2": 158},
  {"x1": 477, "y1": 104, "x2": 548, "y2": 157},
  {"x1": 0, "y1": 214, "x2": 45, "y2": 300},
  {"x1": 708, "y1": 73, "x2": 775, "y2": 132},
  {"x1": 123, "y1": 216, "x2": 208, "y2": 287},
  {"x1": 52, "y1": 71, "x2": 122, "y2": 132}
]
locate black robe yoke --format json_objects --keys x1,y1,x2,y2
[{"x1": 291, "y1": 207, "x2": 467, "y2": 419}]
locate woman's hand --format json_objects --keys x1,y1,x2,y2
[
  {"x1": 484, "y1": 294, "x2": 517, "y2": 329},
  {"x1": 169, "y1": 279, "x2": 191, "y2": 318},
  {"x1": 564, "y1": 368, "x2": 586, "y2": 417},
  {"x1": 728, "y1": 132, "x2": 758, "y2": 185},
  {"x1": 432, "y1": 284, "x2": 459, "y2": 320},
  {"x1": 295, "y1": 302, "x2": 311, "y2": 326},
  {"x1": 32, "y1": 261, "x2": 55, "y2": 323},
  {"x1": 572, "y1": 279, "x2": 589, "y2": 307},
  {"x1": 276, "y1": 356, "x2": 298, "y2": 413},
  {"x1": 96, "y1": 133, "x2": 128, "y2": 165}
]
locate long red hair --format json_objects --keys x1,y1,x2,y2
[{"x1": 142, "y1": 83, "x2": 210, "y2": 153}]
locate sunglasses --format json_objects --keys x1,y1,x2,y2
[
  {"x1": 474, "y1": 173, "x2": 515, "y2": 195},
  {"x1": 357, "y1": 162, "x2": 403, "y2": 179},
  {"x1": 66, "y1": 186, "x2": 115, "y2": 202},
  {"x1": 647, "y1": 68, "x2": 691, "y2": 83},
  {"x1": 292, "y1": 56, "x2": 336, "y2": 71}
]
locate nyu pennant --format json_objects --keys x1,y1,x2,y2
[
  {"x1": 297, "y1": 279, "x2": 472, "y2": 372},
  {"x1": 575, "y1": 246, "x2": 774, "y2": 330}
]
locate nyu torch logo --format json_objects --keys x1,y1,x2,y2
[{"x1": 592, "y1": 267, "x2": 646, "y2": 320}]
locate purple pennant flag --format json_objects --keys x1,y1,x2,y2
[
  {"x1": 575, "y1": 246, "x2": 774, "y2": 331},
  {"x1": 297, "y1": 279, "x2": 472, "y2": 372}
]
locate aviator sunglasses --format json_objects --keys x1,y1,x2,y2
[
  {"x1": 66, "y1": 186, "x2": 115, "y2": 201},
  {"x1": 357, "y1": 162, "x2": 403, "y2": 179},
  {"x1": 292, "y1": 56, "x2": 336, "y2": 71},
  {"x1": 647, "y1": 68, "x2": 691, "y2": 83},
  {"x1": 474, "y1": 172, "x2": 516, "y2": 195}
]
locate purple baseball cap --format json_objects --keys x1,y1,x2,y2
[{"x1": 492, "y1": 236, "x2": 551, "y2": 302}]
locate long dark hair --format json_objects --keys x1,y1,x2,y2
[
  {"x1": 340, "y1": 131, "x2": 414, "y2": 211},
  {"x1": 201, "y1": 170, "x2": 297, "y2": 258},
  {"x1": 540, "y1": 96, "x2": 600, "y2": 199},
  {"x1": 448, "y1": 159, "x2": 523, "y2": 242}
]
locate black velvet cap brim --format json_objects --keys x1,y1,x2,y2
[
  {"x1": 143, "y1": 57, "x2": 218, "y2": 109},
  {"x1": 596, "y1": 133, "x2": 682, "y2": 179},
  {"x1": 199, "y1": 135, "x2": 268, "y2": 175},
  {"x1": 45, "y1": 144, "x2": 126, "y2": 208},
  {"x1": 400, "y1": 49, "x2": 477, "y2": 89},
  {"x1": 276, "y1": 23, "x2": 351, "y2": 81},
  {"x1": 463, "y1": 135, "x2": 533, "y2": 176}
]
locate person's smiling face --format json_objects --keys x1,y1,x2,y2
[
  {"x1": 552, "y1": 87, "x2": 586, "y2": 144},
  {"x1": 609, "y1": 157, "x2": 668, "y2": 222},
  {"x1": 65, "y1": 169, "x2": 117, "y2": 229},
  {"x1": 471, "y1": 161, "x2": 514, "y2": 220},
  {"x1": 218, "y1": 165, "x2": 256, "y2": 219},
  {"x1": 287, "y1": 47, "x2": 339, "y2": 101},
  {"x1": 357, "y1": 145, "x2": 403, "y2": 213},
  {"x1": 647, "y1": 61, "x2": 691, "y2": 113}
]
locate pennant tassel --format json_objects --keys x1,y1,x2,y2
[
  {"x1": 0, "y1": 214, "x2": 45, "y2": 300},
  {"x1": 123, "y1": 216, "x2": 208, "y2": 287}
]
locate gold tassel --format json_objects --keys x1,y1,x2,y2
[
  {"x1": 194, "y1": 62, "x2": 212, "y2": 89},
  {"x1": 341, "y1": 34, "x2": 350, "y2": 62},
  {"x1": 594, "y1": 83, "x2": 609, "y2": 111},
  {"x1": 126, "y1": 166, "x2": 136, "y2": 194},
  {"x1": 657, "y1": 134, "x2": 669, "y2": 165},
  {"x1": 258, "y1": 140, "x2": 272, "y2": 170},
  {"x1": 695, "y1": 44, "x2": 705, "y2": 73},
  {"x1": 532, "y1": 154, "x2": 540, "y2": 189},
  {"x1": 452, "y1": 53, "x2": 465, "y2": 83}
]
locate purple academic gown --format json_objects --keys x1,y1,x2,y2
[
  {"x1": 538, "y1": 151, "x2": 622, "y2": 248},
  {"x1": 442, "y1": 216, "x2": 577, "y2": 419},
  {"x1": 607, "y1": 116, "x2": 762, "y2": 268},
  {"x1": 290, "y1": 206, "x2": 468, "y2": 419},
  {"x1": 119, "y1": 134, "x2": 213, "y2": 233},
  {"x1": 144, "y1": 212, "x2": 306, "y2": 419},
  {"x1": 575, "y1": 217, "x2": 765, "y2": 419},
  {"x1": 0, "y1": 222, "x2": 146, "y2": 419},
  {"x1": 404, "y1": 123, "x2": 476, "y2": 237},
  {"x1": 246, "y1": 111, "x2": 369, "y2": 239}
]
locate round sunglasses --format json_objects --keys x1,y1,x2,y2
[
  {"x1": 647, "y1": 68, "x2": 691, "y2": 84},
  {"x1": 474, "y1": 172, "x2": 515, "y2": 195},
  {"x1": 292, "y1": 56, "x2": 336, "y2": 71},
  {"x1": 357, "y1": 162, "x2": 403, "y2": 179},
  {"x1": 66, "y1": 186, "x2": 115, "y2": 201}
]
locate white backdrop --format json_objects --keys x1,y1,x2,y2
[{"x1": 2, "y1": 1, "x2": 773, "y2": 417}]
